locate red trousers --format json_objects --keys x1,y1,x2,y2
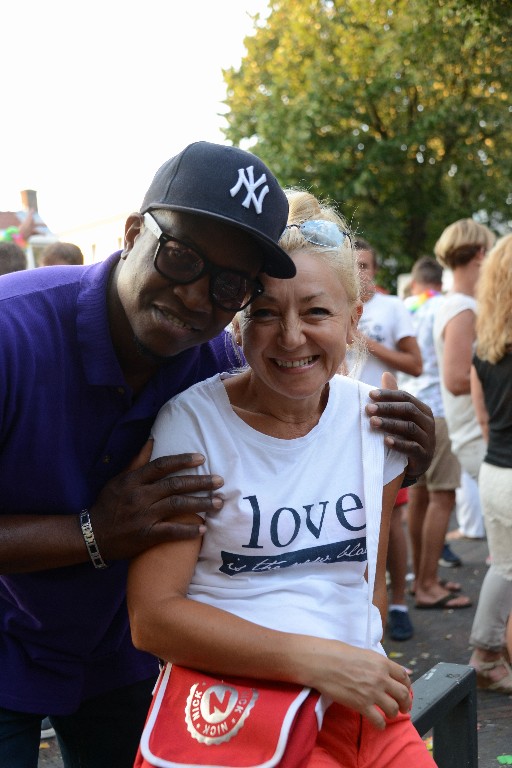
[{"x1": 308, "y1": 701, "x2": 435, "y2": 768}]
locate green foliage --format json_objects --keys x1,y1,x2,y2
[
  {"x1": 453, "y1": 0, "x2": 512, "y2": 29},
  {"x1": 223, "y1": 0, "x2": 512, "y2": 289}
]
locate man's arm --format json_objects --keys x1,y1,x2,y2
[
  {"x1": 359, "y1": 333, "x2": 423, "y2": 377},
  {"x1": 365, "y1": 372, "x2": 435, "y2": 482}
]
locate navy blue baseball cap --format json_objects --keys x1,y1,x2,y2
[{"x1": 140, "y1": 141, "x2": 295, "y2": 278}]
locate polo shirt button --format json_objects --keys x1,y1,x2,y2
[
  {"x1": 117, "y1": 387, "x2": 125, "y2": 395},
  {"x1": 102, "y1": 455, "x2": 111, "y2": 464}
]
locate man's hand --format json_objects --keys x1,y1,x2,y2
[
  {"x1": 366, "y1": 372, "x2": 435, "y2": 481},
  {"x1": 90, "y1": 443, "x2": 224, "y2": 561}
]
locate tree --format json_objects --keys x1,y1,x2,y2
[
  {"x1": 223, "y1": 0, "x2": 512, "y2": 288},
  {"x1": 454, "y1": 0, "x2": 512, "y2": 29}
]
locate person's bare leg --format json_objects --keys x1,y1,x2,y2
[
  {"x1": 469, "y1": 568, "x2": 512, "y2": 689},
  {"x1": 413, "y1": 490, "x2": 470, "y2": 607},
  {"x1": 387, "y1": 504, "x2": 409, "y2": 606},
  {"x1": 469, "y1": 646, "x2": 512, "y2": 688},
  {"x1": 406, "y1": 485, "x2": 428, "y2": 590},
  {"x1": 387, "y1": 502, "x2": 414, "y2": 640},
  {"x1": 506, "y1": 612, "x2": 512, "y2": 662},
  {"x1": 416, "y1": 491, "x2": 455, "y2": 592}
]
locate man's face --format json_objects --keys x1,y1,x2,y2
[
  {"x1": 114, "y1": 210, "x2": 265, "y2": 360},
  {"x1": 356, "y1": 248, "x2": 377, "y2": 303}
]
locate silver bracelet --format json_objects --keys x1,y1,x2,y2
[{"x1": 79, "y1": 509, "x2": 108, "y2": 569}]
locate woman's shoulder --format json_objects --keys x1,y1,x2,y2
[
  {"x1": 331, "y1": 374, "x2": 374, "y2": 403},
  {"x1": 445, "y1": 291, "x2": 476, "y2": 313},
  {"x1": 332, "y1": 373, "x2": 373, "y2": 390},
  {"x1": 157, "y1": 372, "x2": 227, "y2": 416}
]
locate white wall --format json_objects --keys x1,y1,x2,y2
[{"x1": 56, "y1": 212, "x2": 129, "y2": 264}]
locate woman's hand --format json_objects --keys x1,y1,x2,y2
[{"x1": 298, "y1": 637, "x2": 412, "y2": 729}]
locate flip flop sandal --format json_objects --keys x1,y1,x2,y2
[
  {"x1": 408, "y1": 579, "x2": 462, "y2": 597},
  {"x1": 440, "y1": 579, "x2": 462, "y2": 592},
  {"x1": 415, "y1": 593, "x2": 472, "y2": 610}
]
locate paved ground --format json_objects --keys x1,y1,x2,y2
[
  {"x1": 384, "y1": 533, "x2": 512, "y2": 768},
  {"x1": 38, "y1": 530, "x2": 511, "y2": 767}
]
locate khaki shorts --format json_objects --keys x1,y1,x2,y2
[{"x1": 414, "y1": 417, "x2": 461, "y2": 491}]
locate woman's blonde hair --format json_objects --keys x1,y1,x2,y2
[
  {"x1": 434, "y1": 218, "x2": 495, "y2": 270},
  {"x1": 278, "y1": 188, "x2": 360, "y2": 309},
  {"x1": 236, "y1": 188, "x2": 365, "y2": 374},
  {"x1": 475, "y1": 233, "x2": 512, "y2": 363}
]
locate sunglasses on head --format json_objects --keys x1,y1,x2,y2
[
  {"x1": 284, "y1": 220, "x2": 351, "y2": 248},
  {"x1": 143, "y1": 212, "x2": 264, "y2": 312}
]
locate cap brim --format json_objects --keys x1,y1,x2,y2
[{"x1": 145, "y1": 203, "x2": 296, "y2": 279}]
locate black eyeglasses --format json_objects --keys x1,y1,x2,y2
[{"x1": 143, "y1": 212, "x2": 264, "y2": 312}]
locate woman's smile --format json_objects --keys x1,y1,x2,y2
[{"x1": 273, "y1": 355, "x2": 317, "y2": 368}]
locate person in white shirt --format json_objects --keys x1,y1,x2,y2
[
  {"x1": 349, "y1": 240, "x2": 422, "y2": 642},
  {"x1": 127, "y1": 191, "x2": 435, "y2": 768},
  {"x1": 349, "y1": 241, "x2": 422, "y2": 386}
]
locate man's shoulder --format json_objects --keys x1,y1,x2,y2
[
  {"x1": 0, "y1": 268, "x2": 83, "y2": 337},
  {"x1": 406, "y1": 293, "x2": 443, "y2": 322},
  {"x1": 0, "y1": 258, "x2": 112, "y2": 305},
  {"x1": 370, "y1": 291, "x2": 403, "y2": 309},
  {"x1": 0, "y1": 259, "x2": 115, "y2": 360},
  {"x1": 367, "y1": 291, "x2": 409, "y2": 323}
]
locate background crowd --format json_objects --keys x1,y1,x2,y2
[{"x1": 350, "y1": 223, "x2": 512, "y2": 696}]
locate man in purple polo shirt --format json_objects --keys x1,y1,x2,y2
[{"x1": 0, "y1": 141, "x2": 435, "y2": 768}]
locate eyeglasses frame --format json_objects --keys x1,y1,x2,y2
[{"x1": 143, "y1": 211, "x2": 264, "y2": 312}]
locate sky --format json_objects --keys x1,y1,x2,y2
[{"x1": 1, "y1": 0, "x2": 270, "y2": 233}]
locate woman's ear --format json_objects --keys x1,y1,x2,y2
[
  {"x1": 347, "y1": 302, "x2": 363, "y2": 344},
  {"x1": 477, "y1": 245, "x2": 487, "y2": 262},
  {"x1": 231, "y1": 314, "x2": 243, "y2": 348}
]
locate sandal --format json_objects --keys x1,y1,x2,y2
[
  {"x1": 472, "y1": 657, "x2": 512, "y2": 694},
  {"x1": 415, "y1": 593, "x2": 472, "y2": 610},
  {"x1": 408, "y1": 579, "x2": 462, "y2": 597}
]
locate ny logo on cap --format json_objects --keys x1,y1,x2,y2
[{"x1": 230, "y1": 166, "x2": 269, "y2": 214}]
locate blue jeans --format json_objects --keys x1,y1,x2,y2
[{"x1": 0, "y1": 677, "x2": 155, "y2": 768}]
